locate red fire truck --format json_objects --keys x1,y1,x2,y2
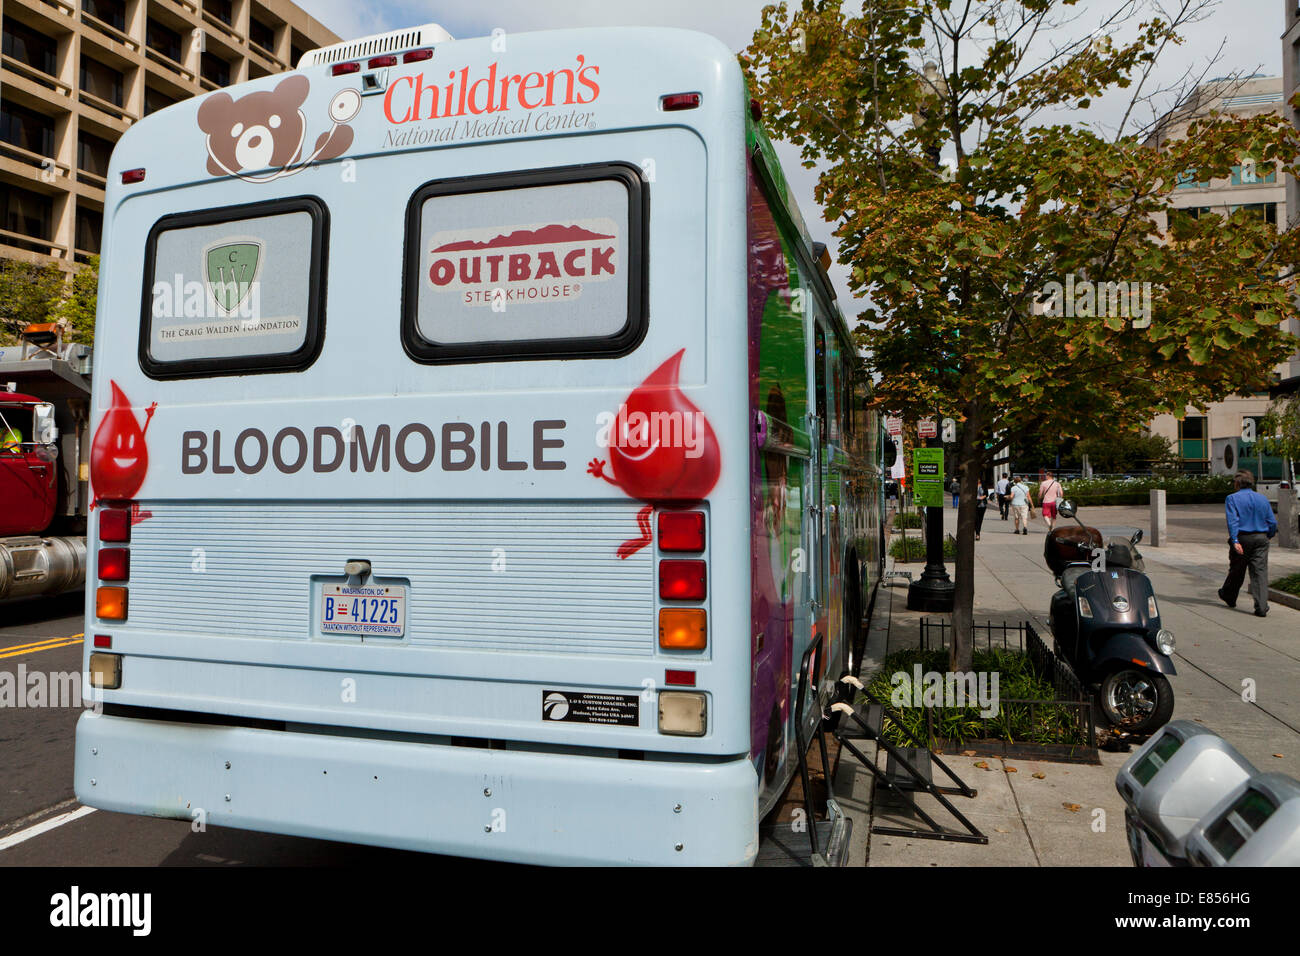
[{"x1": 0, "y1": 323, "x2": 92, "y2": 604}]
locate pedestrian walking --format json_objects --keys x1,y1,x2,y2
[
  {"x1": 1218, "y1": 470, "x2": 1278, "y2": 617},
  {"x1": 1038, "y1": 470, "x2": 1064, "y2": 531},
  {"x1": 1009, "y1": 475, "x2": 1034, "y2": 535},
  {"x1": 995, "y1": 474, "x2": 1010, "y2": 520},
  {"x1": 950, "y1": 477, "x2": 959, "y2": 509},
  {"x1": 974, "y1": 478, "x2": 988, "y2": 540}
]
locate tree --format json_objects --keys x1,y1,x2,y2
[
  {"x1": 744, "y1": 0, "x2": 1300, "y2": 670},
  {"x1": 56, "y1": 255, "x2": 99, "y2": 344},
  {"x1": 1261, "y1": 392, "x2": 1300, "y2": 471},
  {"x1": 0, "y1": 259, "x2": 66, "y2": 344},
  {"x1": 1074, "y1": 429, "x2": 1177, "y2": 474}
]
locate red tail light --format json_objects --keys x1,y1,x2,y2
[
  {"x1": 665, "y1": 669, "x2": 696, "y2": 687},
  {"x1": 658, "y1": 511, "x2": 705, "y2": 552},
  {"x1": 97, "y1": 547, "x2": 130, "y2": 581},
  {"x1": 660, "y1": 92, "x2": 701, "y2": 111},
  {"x1": 332, "y1": 61, "x2": 360, "y2": 76},
  {"x1": 99, "y1": 508, "x2": 131, "y2": 543},
  {"x1": 660, "y1": 560, "x2": 706, "y2": 601},
  {"x1": 94, "y1": 635, "x2": 112, "y2": 649}
]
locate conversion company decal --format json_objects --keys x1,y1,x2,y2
[
  {"x1": 542, "y1": 690, "x2": 639, "y2": 726},
  {"x1": 427, "y1": 220, "x2": 619, "y2": 307}
]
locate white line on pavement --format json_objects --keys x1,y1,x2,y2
[{"x1": 0, "y1": 805, "x2": 96, "y2": 852}]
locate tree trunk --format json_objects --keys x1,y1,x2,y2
[{"x1": 950, "y1": 400, "x2": 985, "y2": 673}]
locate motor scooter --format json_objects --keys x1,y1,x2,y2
[{"x1": 1044, "y1": 500, "x2": 1177, "y2": 735}]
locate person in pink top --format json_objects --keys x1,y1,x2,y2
[{"x1": 1039, "y1": 470, "x2": 1065, "y2": 530}]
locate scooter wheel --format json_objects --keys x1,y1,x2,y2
[{"x1": 1098, "y1": 669, "x2": 1174, "y2": 736}]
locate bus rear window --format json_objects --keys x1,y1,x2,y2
[
  {"x1": 402, "y1": 163, "x2": 647, "y2": 364},
  {"x1": 139, "y1": 197, "x2": 327, "y2": 378}
]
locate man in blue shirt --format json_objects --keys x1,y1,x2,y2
[{"x1": 1218, "y1": 470, "x2": 1278, "y2": 617}]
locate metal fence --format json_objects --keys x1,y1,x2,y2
[{"x1": 910, "y1": 618, "x2": 1096, "y2": 749}]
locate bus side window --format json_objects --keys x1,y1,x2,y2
[{"x1": 814, "y1": 325, "x2": 828, "y2": 446}]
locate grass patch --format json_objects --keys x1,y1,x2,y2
[
  {"x1": 862, "y1": 647, "x2": 1087, "y2": 746},
  {"x1": 893, "y1": 511, "x2": 922, "y2": 529},
  {"x1": 889, "y1": 534, "x2": 956, "y2": 562},
  {"x1": 1271, "y1": 572, "x2": 1300, "y2": 597}
]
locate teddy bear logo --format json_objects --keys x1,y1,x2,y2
[{"x1": 197, "y1": 74, "x2": 361, "y2": 183}]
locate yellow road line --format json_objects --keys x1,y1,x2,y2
[{"x1": 0, "y1": 634, "x2": 84, "y2": 660}]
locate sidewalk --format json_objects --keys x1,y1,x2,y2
[{"x1": 835, "y1": 503, "x2": 1300, "y2": 866}]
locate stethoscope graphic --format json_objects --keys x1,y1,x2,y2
[{"x1": 205, "y1": 88, "x2": 362, "y2": 184}]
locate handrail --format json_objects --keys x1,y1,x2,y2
[
  {"x1": 145, "y1": 47, "x2": 193, "y2": 82},
  {"x1": 81, "y1": 12, "x2": 139, "y2": 51},
  {"x1": 0, "y1": 141, "x2": 69, "y2": 177},
  {"x1": 0, "y1": 54, "x2": 73, "y2": 95},
  {"x1": 201, "y1": 9, "x2": 242, "y2": 44},
  {"x1": 0, "y1": 227, "x2": 68, "y2": 258},
  {"x1": 77, "y1": 88, "x2": 131, "y2": 122}
]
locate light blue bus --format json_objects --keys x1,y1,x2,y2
[{"x1": 75, "y1": 22, "x2": 883, "y2": 865}]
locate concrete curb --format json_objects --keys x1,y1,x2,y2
[{"x1": 1268, "y1": 587, "x2": 1300, "y2": 612}]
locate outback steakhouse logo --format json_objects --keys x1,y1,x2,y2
[
  {"x1": 384, "y1": 56, "x2": 599, "y2": 123},
  {"x1": 428, "y1": 222, "x2": 618, "y2": 306}
]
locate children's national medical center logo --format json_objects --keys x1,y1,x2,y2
[{"x1": 197, "y1": 74, "x2": 360, "y2": 183}]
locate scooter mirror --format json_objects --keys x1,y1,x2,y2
[
  {"x1": 1058, "y1": 500, "x2": 1076, "y2": 519},
  {"x1": 1132, "y1": 528, "x2": 1143, "y2": 545}
]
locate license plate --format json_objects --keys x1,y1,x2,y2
[{"x1": 321, "y1": 584, "x2": 405, "y2": 637}]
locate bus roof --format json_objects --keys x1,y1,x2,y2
[{"x1": 104, "y1": 24, "x2": 852, "y2": 346}]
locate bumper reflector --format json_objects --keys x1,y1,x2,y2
[
  {"x1": 658, "y1": 608, "x2": 706, "y2": 649},
  {"x1": 88, "y1": 652, "x2": 122, "y2": 689},
  {"x1": 658, "y1": 691, "x2": 706, "y2": 736},
  {"x1": 96, "y1": 586, "x2": 128, "y2": 621}
]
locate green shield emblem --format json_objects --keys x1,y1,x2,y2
[{"x1": 205, "y1": 242, "x2": 262, "y2": 313}]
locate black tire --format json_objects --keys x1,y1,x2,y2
[{"x1": 1098, "y1": 668, "x2": 1174, "y2": 735}]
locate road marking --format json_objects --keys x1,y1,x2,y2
[
  {"x1": 0, "y1": 634, "x2": 84, "y2": 660},
  {"x1": 0, "y1": 805, "x2": 96, "y2": 852}
]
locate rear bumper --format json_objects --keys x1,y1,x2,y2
[{"x1": 75, "y1": 712, "x2": 760, "y2": 865}]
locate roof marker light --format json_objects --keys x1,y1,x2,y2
[
  {"x1": 121, "y1": 168, "x2": 146, "y2": 184},
  {"x1": 403, "y1": 48, "x2": 434, "y2": 63},
  {"x1": 660, "y1": 92, "x2": 701, "y2": 111},
  {"x1": 332, "y1": 61, "x2": 360, "y2": 76},
  {"x1": 368, "y1": 54, "x2": 397, "y2": 68}
]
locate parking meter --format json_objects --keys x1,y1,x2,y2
[
  {"x1": 1115, "y1": 720, "x2": 1256, "y2": 866},
  {"x1": 1185, "y1": 773, "x2": 1300, "y2": 866}
]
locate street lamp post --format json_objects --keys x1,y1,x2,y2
[
  {"x1": 907, "y1": 417, "x2": 955, "y2": 611},
  {"x1": 906, "y1": 63, "x2": 955, "y2": 613}
]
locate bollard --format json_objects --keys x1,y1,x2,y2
[
  {"x1": 1280, "y1": 489, "x2": 1298, "y2": 550},
  {"x1": 1149, "y1": 489, "x2": 1166, "y2": 548}
]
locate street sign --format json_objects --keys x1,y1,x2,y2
[
  {"x1": 918, "y1": 419, "x2": 938, "y2": 439},
  {"x1": 885, "y1": 415, "x2": 903, "y2": 436},
  {"x1": 913, "y1": 447, "x2": 944, "y2": 507}
]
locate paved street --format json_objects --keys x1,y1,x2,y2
[{"x1": 0, "y1": 593, "x2": 454, "y2": 867}]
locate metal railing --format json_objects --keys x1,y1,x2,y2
[{"x1": 906, "y1": 618, "x2": 1097, "y2": 750}]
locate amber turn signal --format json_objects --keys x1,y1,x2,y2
[
  {"x1": 658, "y1": 608, "x2": 706, "y2": 650},
  {"x1": 96, "y1": 586, "x2": 128, "y2": 620}
]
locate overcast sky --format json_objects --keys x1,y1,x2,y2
[{"x1": 295, "y1": 0, "x2": 1285, "y2": 309}]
